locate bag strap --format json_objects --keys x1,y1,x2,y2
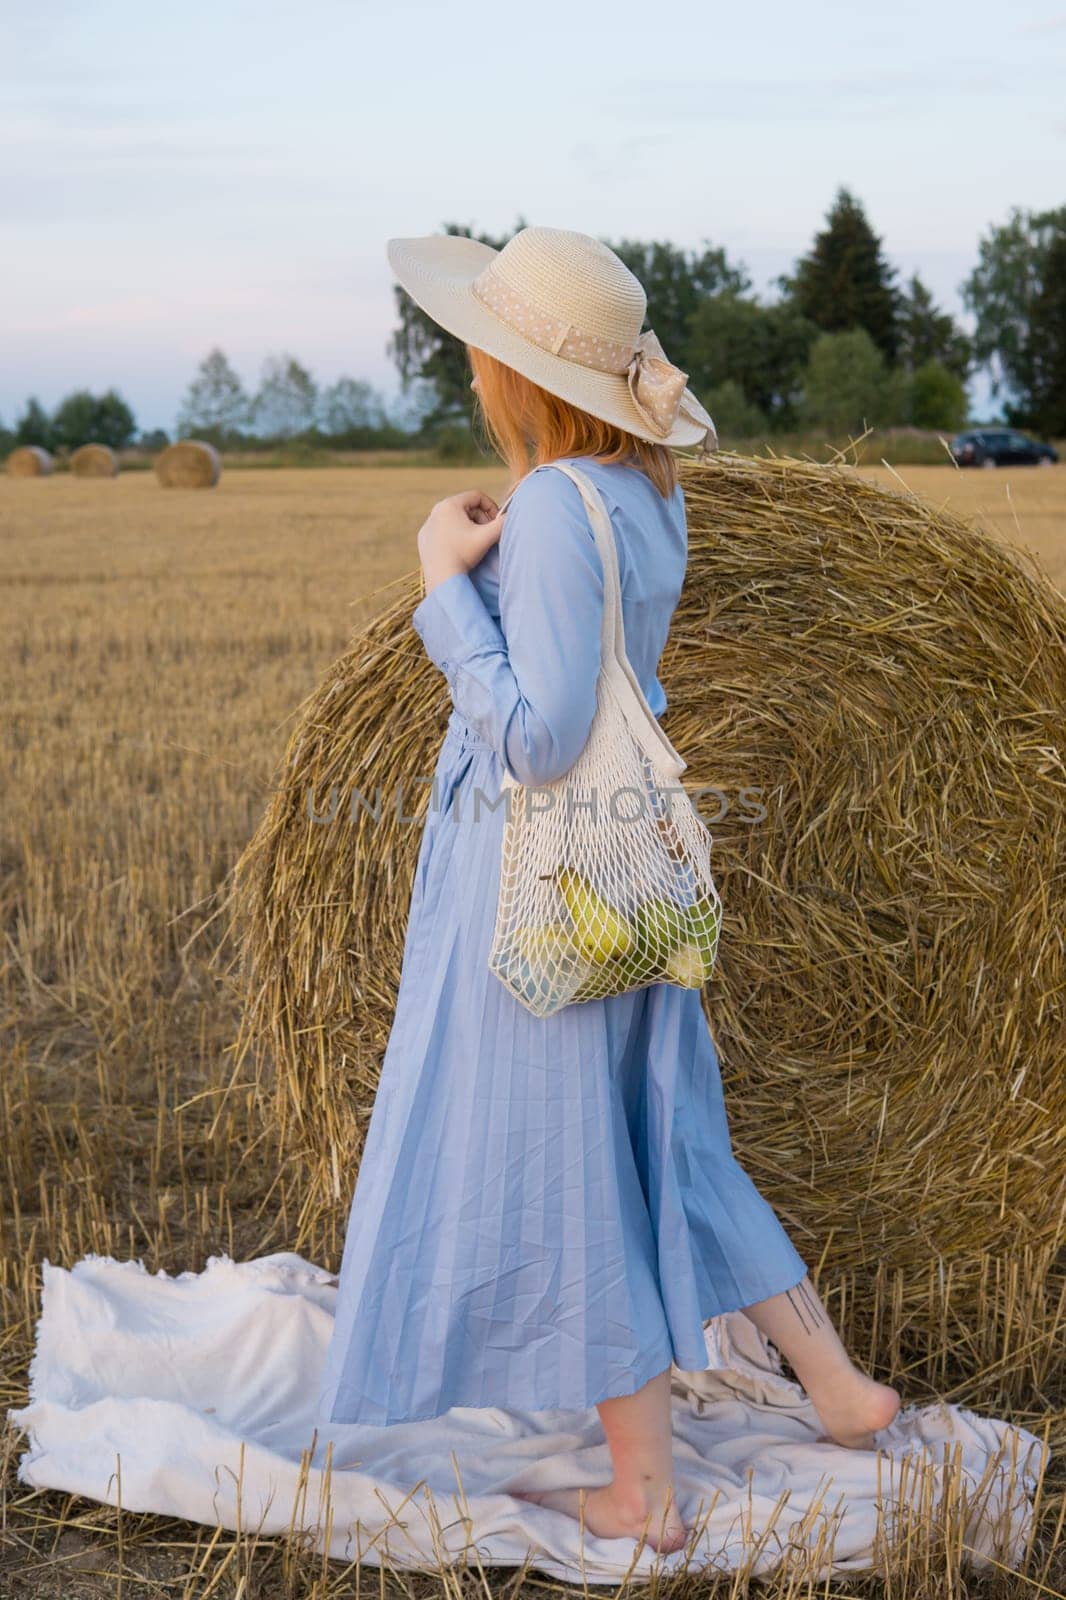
[{"x1": 500, "y1": 460, "x2": 687, "y2": 779}]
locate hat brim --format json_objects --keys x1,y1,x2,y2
[{"x1": 386, "y1": 234, "x2": 713, "y2": 450}]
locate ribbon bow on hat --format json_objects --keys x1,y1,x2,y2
[
  {"x1": 463, "y1": 257, "x2": 718, "y2": 454},
  {"x1": 625, "y1": 328, "x2": 718, "y2": 454}
]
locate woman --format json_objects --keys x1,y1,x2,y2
[{"x1": 315, "y1": 227, "x2": 901, "y2": 1552}]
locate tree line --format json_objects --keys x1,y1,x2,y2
[
  {"x1": 389, "y1": 189, "x2": 1063, "y2": 441},
  {"x1": 0, "y1": 356, "x2": 422, "y2": 458},
  {"x1": 3, "y1": 188, "x2": 1064, "y2": 458}
]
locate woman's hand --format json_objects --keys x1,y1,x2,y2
[{"x1": 417, "y1": 490, "x2": 505, "y2": 592}]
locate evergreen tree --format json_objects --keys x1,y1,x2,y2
[
  {"x1": 898, "y1": 274, "x2": 971, "y2": 380},
  {"x1": 781, "y1": 187, "x2": 902, "y2": 364},
  {"x1": 177, "y1": 348, "x2": 250, "y2": 440}
]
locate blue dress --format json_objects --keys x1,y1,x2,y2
[{"x1": 315, "y1": 455, "x2": 807, "y2": 1427}]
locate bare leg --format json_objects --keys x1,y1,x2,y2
[
  {"x1": 511, "y1": 1273, "x2": 900, "y2": 1542},
  {"x1": 514, "y1": 1367, "x2": 687, "y2": 1552},
  {"x1": 741, "y1": 1273, "x2": 901, "y2": 1447}
]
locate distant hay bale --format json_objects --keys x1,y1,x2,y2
[
  {"x1": 154, "y1": 439, "x2": 221, "y2": 488},
  {"x1": 71, "y1": 443, "x2": 118, "y2": 478},
  {"x1": 7, "y1": 445, "x2": 54, "y2": 478},
  {"x1": 222, "y1": 451, "x2": 1066, "y2": 1341}
]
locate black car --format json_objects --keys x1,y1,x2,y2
[{"x1": 950, "y1": 428, "x2": 1059, "y2": 467}]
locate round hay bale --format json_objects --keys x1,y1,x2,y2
[
  {"x1": 154, "y1": 439, "x2": 221, "y2": 488},
  {"x1": 70, "y1": 442, "x2": 118, "y2": 478},
  {"x1": 7, "y1": 445, "x2": 54, "y2": 478},
  {"x1": 222, "y1": 452, "x2": 1066, "y2": 1352}
]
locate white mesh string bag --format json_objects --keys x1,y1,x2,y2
[{"x1": 487, "y1": 461, "x2": 722, "y2": 1017}]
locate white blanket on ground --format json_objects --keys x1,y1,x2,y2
[{"x1": 7, "y1": 1252, "x2": 1047, "y2": 1583}]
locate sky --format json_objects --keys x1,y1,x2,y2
[{"x1": 3, "y1": 0, "x2": 1065, "y2": 434}]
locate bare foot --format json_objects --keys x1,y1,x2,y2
[
  {"x1": 809, "y1": 1366, "x2": 902, "y2": 1449},
  {"x1": 514, "y1": 1483, "x2": 688, "y2": 1552}
]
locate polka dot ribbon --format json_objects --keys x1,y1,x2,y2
[{"x1": 471, "y1": 263, "x2": 717, "y2": 450}]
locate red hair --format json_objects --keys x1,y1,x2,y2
[{"x1": 467, "y1": 345, "x2": 679, "y2": 500}]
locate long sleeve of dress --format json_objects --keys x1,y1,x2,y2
[{"x1": 411, "y1": 467, "x2": 605, "y2": 786}]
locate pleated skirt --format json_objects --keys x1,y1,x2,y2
[{"x1": 315, "y1": 711, "x2": 808, "y2": 1426}]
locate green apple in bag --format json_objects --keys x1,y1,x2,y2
[
  {"x1": 571, "y1": 896, "x2": 683, "y2": 1002},
  {"x1": 633, "y1": 895, "x2": 688, "y2": 965},
  {"x1": 663, "y1": 942, "x2": 707, "y2": 987},
  {"x1": 664, "y1": 893, "x2": 722, "y2": 985}
]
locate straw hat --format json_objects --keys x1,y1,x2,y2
[{"x1": 386, "y1": 226, "x2": 718, "y2": 454}]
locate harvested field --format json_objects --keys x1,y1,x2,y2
[{"x1": 1, "y1": 459, "x2": 1063, "y2": 1596}]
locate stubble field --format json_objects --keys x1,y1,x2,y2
[{"x1": 1, "y1": 458, "x2": 1063, "y2": 1595}]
